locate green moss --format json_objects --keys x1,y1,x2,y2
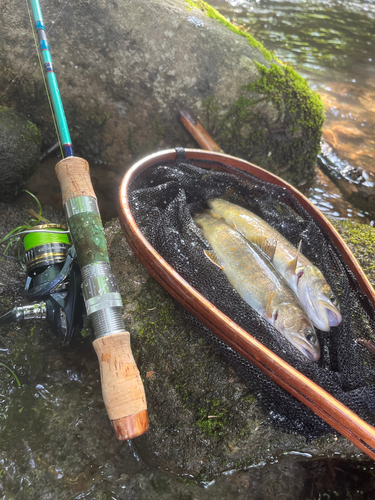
[
  {"x1": 23, "y1": 120, "x2": 42, "y2": 146},
  {"x1": 196, "y1": 399, "x2": 230, "y2": 438},
  {"x1": 208, "y1": 62, "x2": 324, "y2": 185},
  {"x1": 132, "y1": 278, "x2": 178, "y2": 345},
  {"x1": 184, "y1": 0, "x2": 273, "y2": 61},
  {"x1": 251, "y1": 63, "x2": 324, "y2": 128},
  {"x1": 0, "y1": 106, "x2": 42, "y2": 147},
  {"x1": 329, "y1": 219, "x2": 375, "y2": 285},
  {"x1": 89, "y1": 112, "x2": 110, "y2": 126}
]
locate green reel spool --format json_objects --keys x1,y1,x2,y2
[{"x1": 24, "y1": 224, "x2": 70, "y2": 274}]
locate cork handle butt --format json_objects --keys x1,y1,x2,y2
[
  {"x1": 93, "y1": 331, "x2": 148, "y2": 439},
  {"x1": 112, "y1": 409, "x2": 149, "y2": 440}
]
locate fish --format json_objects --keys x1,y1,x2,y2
[
  {"x1": 194, "y1": 213, "x2": 320, "y2": 361},
  {"x1": 207, "y1": 198, "x2": 342, "y2": 332}
]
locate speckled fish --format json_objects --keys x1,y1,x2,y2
[
  {"x1": 207, "y1": 198, "x2": 341, "y2": 332},
  {"x1": 194, "y1": 213, "x2": 320, "y2": 361}
]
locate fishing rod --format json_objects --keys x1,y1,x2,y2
[{"x1": 26, "y1": 0, "x2": 148, "y2": 439}]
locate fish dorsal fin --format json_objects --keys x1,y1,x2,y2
[
  {"x1": 286, "y1": 240, "x2": 302, "y2": 275},
  {"x1": 265, "y1": 291, "x2": 276, "y2": 319},
  {"x1": 250, "y1": 235, "x2": 278, "y2": 261},
  {"x1": 204, "y1": 250, "x2": 224, "y2": 270},
  {"x1": 207, "y1": 208, "x2": 226, "y2": 223}
]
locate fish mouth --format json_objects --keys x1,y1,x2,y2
[
  {"x1": 303, "y1": 299, "x2": 341, "y2": 331},
  {"x1": 292, "y1": 336, "x2": 320, "y2": 361},
  {"x1": 300, "y1": 345, "x2": 320, "y2": 362},
  {"x1": 319, "y1": 299, "x2": 342, "y2": 327},
  {"x1": 305, "y1": 306, "x2": 330, "y2": 332}
]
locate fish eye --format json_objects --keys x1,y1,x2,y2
[
  {"x1": 306, "y1": 332, "x2": 317, "y2": 344},
  {"x1": 330, "y1": 295, "x2": 338, "y2": 306}
]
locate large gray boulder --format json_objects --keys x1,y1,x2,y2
[
  {"x1": 0, "y1": 106, "x2": 42, "y2": 202},
  {"x1": 0, "y1": 0, "x2": 323, "y2": 185},
  {"x1": 1, "y1": 201, "x2": 373, "y2": 493}
]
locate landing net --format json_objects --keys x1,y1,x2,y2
[{"x1": 128, "y1": 151, "x2": 375, "y2": 439}]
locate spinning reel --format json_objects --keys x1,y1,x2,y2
[{"x1": 0, "y1": 224, "x2": 85, "y2": 344}]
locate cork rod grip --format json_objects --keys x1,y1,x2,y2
[
  {"x1": 93, "y1": 332, "x2": 148, "y2": 440},
  {"x1": 55, "y1": 157, "x2": 148, "y2": 440}
]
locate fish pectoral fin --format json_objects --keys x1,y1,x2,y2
[
  {"x1": 265, "y1": 291, "x2": 277, "y2": 319},
  {"x1": 251, "y1": 235, "x2": 278, "y2": 261},
  {"x1": 232, "y1": 219, "x2": 240, "y2": 231},
  {"x1": 204, "y1": 250, "x2": 224, "y2": 270},
  {"x1": 286, "y1": 240, "x2": 302, "y2": 275}
]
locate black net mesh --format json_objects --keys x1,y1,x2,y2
[{"x1": 128, "y1": 150, "x2": 375, "y2": 440}]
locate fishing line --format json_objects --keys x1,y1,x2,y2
[
  {"x1": 0, "y1": 229, "x2": 70, "y2": 245},
  {"x1": 0, "y1": 0, "x2": 71, "y2": 161},
  {"x1": 0, "y1": 0, "x2": 71, "y2": 100}
]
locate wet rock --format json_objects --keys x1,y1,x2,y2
[
  {"x1": 318, "y1": 144, "x2": 375, "y2": 218},
  {"x1": 0, "y1": 107, "x2": 42, "y2": 202},
  {"x1": 0, "y1": 202, "x2": 373, "y2": 496},
  {"x1": 105, "y1": 219, "x2": 373, "y2": 478},
  {"x1": 0, "y1": 0, "x2": 323, "y2": 185}
]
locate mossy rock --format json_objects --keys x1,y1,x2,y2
[
  {"x1": 188, "y1": 1, "x2": 324, "y2": 186},
  {"x1": 1, "y1": 0, "x2": 323, "y2": 186},
  {"x1": 330, "y1": 218, "x2": 375, "y2": 286},
  {"x1": 0, "y1": 106, "x2": 42, "y2": 202}
]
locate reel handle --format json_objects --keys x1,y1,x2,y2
[{"x1": 56, "y1": 157, "x2": 148, "y2": 440}]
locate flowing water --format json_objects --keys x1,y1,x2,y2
[{"x1": 208, "y1": 0, "x2": 375, "y2": 223}]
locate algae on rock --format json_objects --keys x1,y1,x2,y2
[{"x1": 330, "y1": 218, "x2": 375, "y2": 285}]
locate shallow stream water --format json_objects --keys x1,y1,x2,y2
[
  {"x1": 2, "y1": 1, "x2": 375, "y2": 498},
  {"x1": 209, "y1": 0, "x2": 375, "y2": 223}
]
